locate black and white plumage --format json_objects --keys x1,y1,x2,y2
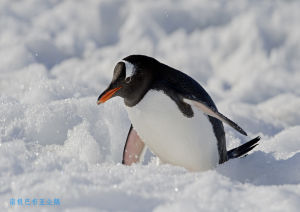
[{"x1": 97, "y1": 55, "x2": 260, "y2": 171}]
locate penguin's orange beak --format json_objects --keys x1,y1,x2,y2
[{"x1": 97, "y1": 87, "x2": 122, "y2": 105}]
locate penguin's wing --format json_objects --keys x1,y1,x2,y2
[
  {"x1": 122, "y1": 125, "x2": 147, "y2": 165},
  {"x1": 156, "y1": 66, "x2": 247, "y2": 136},
  {"x1": 183, "y1": 98, "x2": 247, "y2": 136}
]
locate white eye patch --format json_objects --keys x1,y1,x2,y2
[{"x1": 121, "y1": 60, "x2": 135, "y2": 78}]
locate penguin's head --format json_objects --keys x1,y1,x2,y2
[{"x1": 97, "y1": 55, "x2": 157, "y2": 106}]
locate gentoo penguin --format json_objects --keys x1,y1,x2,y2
[{"x1": 97, "y1": 55, "x2": 260, "y2": 171}]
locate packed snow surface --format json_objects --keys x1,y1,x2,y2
[{"x1": 1, "y1": 0, "x2": 300, "y2": 211}]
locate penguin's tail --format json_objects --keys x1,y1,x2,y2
[{"x1": 227, "y1": 136, "x2": 260, "y2": 160}]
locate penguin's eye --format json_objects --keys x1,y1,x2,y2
[{"x1": 125, "y1": 77, "x2": 132, "y2": 83}]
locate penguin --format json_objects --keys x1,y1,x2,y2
[{"x1": 97, "y1": 55, "x2": 260, "y2": 171}]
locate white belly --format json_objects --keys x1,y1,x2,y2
[{"x1": 125, "y1": 90, "x2": 219, "y2": 171}]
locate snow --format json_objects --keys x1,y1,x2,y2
[{"x1": 0, "y1": 0, "x2": 300, "y2": 211}]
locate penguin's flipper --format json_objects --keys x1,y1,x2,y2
[
  {"x1": 183, "y1": 98, "x2": 247, "y2": 136},
  {"x1": 122, "y1": 125, "x2": 147, "y2": 165}
]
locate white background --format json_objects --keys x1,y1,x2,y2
[{"x1": 1, "y1": 0, "x2": 300, "y2": 211}]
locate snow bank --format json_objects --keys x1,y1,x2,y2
[{"x1": 1, "y1": 0, "x2": 300, "y2": 211}]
